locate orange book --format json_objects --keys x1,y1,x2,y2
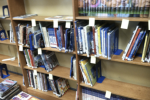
[{"x1": 126, "y1": 28, "x2": 141, "y2": 60}]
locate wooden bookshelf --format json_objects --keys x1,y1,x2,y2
[
  {"x1": 0, "y1": 71, "x2": 26, "y2": 92},
  {"x1": 24, "y1": 65, "x2": 77, "y2": 81},
  {"x1": 80, "y1": 51, "x2": 150, "y2": 67},
  {"x1": 27, "y1": 87, "x2": 76, "y2": 100},
  {"x1": 0, "y1": 54, "x2": 19, "y2": 67},
  {"x1": 76, "y1": 16, "x2": 150, "y2": 22},
  {"x1": 0, "y1": 40, "x2": 16, "y2": 45},
  {"x1": 80, "y1": 78, "x2": 150, "y2": 100}
]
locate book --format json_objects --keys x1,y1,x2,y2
[
  {"x1": 13, "y1": 14, "x2": 38, "y2": 19},
  {"x1": 48, "y1": 28, "x2": 57, "y2": 48}
]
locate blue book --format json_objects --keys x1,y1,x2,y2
[
  {"x1": 34, "y1": 32, "x2": 42, "y2": 48},
  {"x1": 70, "y1": 55, "x2": 75, "y2": 77},
  {"x1": 74, "y1": 21, "x2": 80, "y2": 54},
  {"x1": 57, "y1": 30, "x2": 62, "y2": 51},
  {"x1": 69, "y1": 29, "x2": 74, "y2": 52},
  {"x1": 65, "y1": 29, "x2": 70, "y2": 52},
  {"x1": 90, "y1": 31, "x2": 94, "y2": 54},
  {"x1": 48, "y1": 28, "x2": 57, "y2": 48},
  {"x1": 128, "y1": 30, "x2": 146, "y2": 60},
  {"x1": 78, "y1": 26, "x2": 83, "y2": 54},
  {"x1": 29, "y1": 34, "x2": 35, "y2": 50},
  {"x1": 87, "y1": 32, "x2": 92, "y2": 57}
]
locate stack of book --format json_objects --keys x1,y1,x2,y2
[
  {"x1": 70, "y1": 55, "x2": 77, "y2": 80},
  {"x1": 15, "y1": 22, "x2": 75, "y2": 52},
  {"x1": 0, "y1": 79, "x2": 20, "y2": 100},
  {"x1": 122, "y1": 23, "x2": 148, "y2": 61},
  {"x1": 82, "y1": 87, "x2": 134, "y2": 100},
  {"x1": 47, "y1": 76, "x2": 70, "y2": 97},
  {"x1": 79, "y1": 58, "x2": 101, "y2": 86},
  {"x1": 78, "y1": 0, "x2": 150, "y2": 18},
  {"x1": 24, "y1": 50, "x2": 59, "y2": 72},
  {"x1": 45, "y1": 15, "x2": 73, "y2": 21},
  {"x1": 11, "y1": 91, "x2": 40, "y2": 100},
  {"x1": 75, "y1": 21, "x2": 119, "y2": 59}
]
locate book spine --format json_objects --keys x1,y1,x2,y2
[
  {"x1": 122, "y1": 26, "x2": 139, "y2": 60},
  {"x1": 126, "y1": 28, "x2": 141, "y2": 59},
  {"x1": 54, "y1": 28, "x2": 58, "y2": 48},
  {"x1": 78, "y1": 27, "x2": 83, "y2": 54},
  {"x1": 95, "y1": 28, "x2": 99, "y2": 57},
  {"x1": 142, "y1": 33, "x2": 149, "y2": 62},
  {"x1": 98, "y1": 27, "x2": 101, "y2": 56},
  {"x1": 28, "y1": 49, "x2": 34, "y2": 68},
  {"x1": 81, "y1": 29, "x2": 85, "y2": 53},
  {"x1": 140, "y1": 0, "x2": 145, "y2": 17},
  {"x1": 92, "y1": 26, "x2": 96, "y2": 55},
  {"x1": 74, "y1": 21, "x2": 80, "y2": 54},
  {"x1": 143, "y1": 1, "x2": 149, "y2": 18},
  {"x1": 128, "y1": 31, "x2": 144, "y2": 60},
  {"x1": 108, "y1": 32, "x2": 111, "y2": 60}
]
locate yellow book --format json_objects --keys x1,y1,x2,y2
[
  {"x1": 80, "y1": 59, "x2": 91, "y2": 84},
  {"x1": 141, "y1": 33, "x2": 149, "y2": 62},
  {"x1": 98, "y1": 24, "x2": 106, "y2": 56}
]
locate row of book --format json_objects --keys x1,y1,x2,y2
[
  {"x1": 75, "y1": 21, "x2": 119, "y2": 59},
  {"x1": 0, "y1": 79, "x2": 20, "y2": 100},
  {"x1": 70, "y1": 55, "x2": 77, "y2": 80},
  {"x1": 26, "y1": 69, "x2": 70, "y2": 97},
  {"x1": 12, "y1": 91, "x2": 40, "y2": 100},
  {"x1": 82, "y1": 87, "x2": 134, "y2": 100},
  {"x1": 24, "y1": 49, "x2": 59, "y2": 72},
  {"x1": 15, "y1": 22, "x2": 75, "y2": 52},
  {"x1": 78, "y1": 0, "x2": 150, "y2": 18},
  {"x1": 79, "y1": 58, "x2": 101, "y2": 86},
  {"x1": 122, "y1": 23, "x2": 149, "y2": 62}
]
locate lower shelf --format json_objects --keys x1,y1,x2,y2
[
  {"x1": 0, "y1": 71, "x2": 26, "y2": 92},
  {"x1": 0, "y1": 54, "x2": 20, "y2": 67},
  {"x1": 27, "y1": 87, "x2": 76, "y2": 100},
  {"x1": 80, "y1": 78, "x2": 150, "y2": 100}
]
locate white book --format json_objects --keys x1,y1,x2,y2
[
  {"x1": 83, "y1": 28, "x2": 87, "y2": 54},
  {"x1": 122, "y1": 26, "x2": 139, "y2": 60},
  {"x1": 95, "y1": 26, "x2": 99, "y2": 57},
  {"x1": 83, "y1": 25, "x2": 90, "y2": 57},
  {"x1": 101, "y1": 29, "x2": 104, "y2": 57},
  {"x1": 73, "y1": 59, "x2": 77, "y2": 80},
  {"x1": 81, "y1": 29, "x2": 85, "y2": 54},
  {"x1": 33, "y1": 74, "x2": 37, "y2": 89},
  {"x1": 42, "y1": 27, "x2": 50, "y2": 47},
  {"x1": 37, "y1": 73, "x2": 41, "y2": 90}
]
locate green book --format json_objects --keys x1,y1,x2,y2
[{"x1": 85, "y1": 61, "x2": 96, "y2": 86}]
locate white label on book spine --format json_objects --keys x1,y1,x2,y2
[
  {"x1": 53, "y1": 20, "x2": 58, "y2": 28},
  {"x1": 90, "y1": 56, "x2": 96, "y2": 64},
  {"x1": 31, "y1": 19, "x2": 36, "y2": 26},
  {"x1": 65, "y1": 21, "x2": 71, "y2": 28},
  {"x1": 148, "y1": 20, "x2": 150, "y2": 30},
  {"x1": 121, "y1": 19, "x2": 129, "y2": 29},
  {"x1": 19, "y1": 45, "x2": 23, "y2": 51},
  {"x1": 89, "y1": 18, "x2": 95, "y2": 26},
  {"x1": 34, "y1": 70, "x2": 37, "y2": 75},
  {"x1": 38, "y1": 48, "x2": 42, "y2": 54},
  {"x1": 49, "y1": 74, "x2": 53, "y2": 80},
  {"x1": 105, "y1": 91, "x2": 111, "y2": 99}
]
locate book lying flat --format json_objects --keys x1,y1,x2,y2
[
  {"x1": 0, "y1": 15, "x2": 9, "y2": 19},
  {"x1": 45, "y1": 15, "x2": 73, "y2": 21},
  {"x1": 13, "y1": 14, "x2": 38, "y2": 19}
]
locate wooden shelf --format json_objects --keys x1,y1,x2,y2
[
  {"x1": 27, "y1": 87, "x2": 76, "y2": 100},
  {"x1": 22, "y1": 46, "x2": 76, "y2": 54},
  {"x1": 0, "y1": 54, "x2": 20, "y2": 67},
  {"x1": 80, "y1": 78, "x2": 150, "y2": 100},
  {"x1": 0, "y1": 40, "x2": 16, "y2": 45},
  {"x1": 0, "y1": 71, "x2": 26, "y2": 92},
  {"x1": 80, "y1": 51, "x2": 150, "y2": 67},
  {"x1": 0, "y1": 17, "x2": 11, "y2": 20},
  {"x1": 76, "y1": 16, "x2": 150, "y2": 22},
  {"x1": 24, "y1": 65, "x2": 77, "y2": 81}
]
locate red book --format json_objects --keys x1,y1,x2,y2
[
  {"x1": 28, "y1": 70, "x2": 32, "y2": 86},
  {"x1": 126, "y1": 28, "x2": 141, "y2": 59},
  {"x1": 60, "y1": 25, "x2": 65, "y2": 48},
  {"x1": 54, "y1": 28, "x2": 59, "y2": 48},
  {"x1": 92, "y1": 26, "x2": 96, "y2": 54},
  {"x1": 27, "y1": 49, "x2": 34, "y2": 67}
]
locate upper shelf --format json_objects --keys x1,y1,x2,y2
[
  {"x1": 0, "y1": 40, "x2": 16, "y2": 45},
  {"x1": 76, "y1": 16, "x2": 150, "y2": 22},
  {"x1": 80, "y1": 51, "x2": 150, "y2": 67},
  {"x1": 24, "y1": 65, "x2": 77, "y2": 81},
  {"x1": 80, "y1": 78, "x2": 150, "y2": 100},
  {"x1": 0, "y1": 54, "x2": 20, "y2": 67},
  {"x1": 0, "y1": 18, "x2": 11, "y2": 20}
]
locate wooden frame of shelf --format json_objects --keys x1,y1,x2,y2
[{"x1": 1, "y1": 0, "x2": 150, "y2": 100}]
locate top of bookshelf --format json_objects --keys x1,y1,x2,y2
[{"x1": 76, "y1": 16, "x2": 150, "y2": 22}]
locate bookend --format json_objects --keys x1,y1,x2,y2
[
  {"x1": 0, "y1": 64, "x2": 10, "y2": 79},
  {"x1": 0, "y1": 30, "x2": 8, "y2": 41},
  {"x1": 2, "y1": 5, "x2": 9, "y2": 16},
  {"x1": 96, "y1": 61, "x2": 105, "y2": 83},
  {"x1": 39, "y1": 65, "x2": 47, "y2": 71},
  {"x1": 29, "y1": 34, "x2": 35, "y2": 50},
  {"x1": 46, "y1": 76, "x2": 52, "y2": 91},
  {"x1": 114, "y1": 49, "x2": 123, "y2": 55}
]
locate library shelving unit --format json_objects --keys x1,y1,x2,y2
[{"x1": 0, "y1": 0, "x2": 150, "y2": 100}]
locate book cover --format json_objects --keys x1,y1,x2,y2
[
  {"x1": 143, "y1": 0, "x2": 150, "y2": 18},
  {"x1": 48, "y1": 28, "x2": 57, "y2": 48},
  {"x1": 59, "y1": 25, "x2": 65, "y2": 49},
  {"x1": 65, "y1": 29, "x2": 70, "y2": 52}
]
